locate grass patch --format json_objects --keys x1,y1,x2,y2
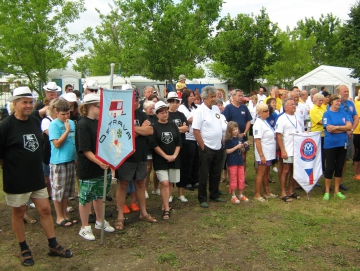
[{"x1": 157, "y1": 252, "x2": 179, "y2": 265}]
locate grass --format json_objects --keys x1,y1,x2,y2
[{"x1": 1, "y1": 153, "x2": 360, "y2": 270}]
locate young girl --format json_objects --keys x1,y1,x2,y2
[{"x1": 225, "y1": 121, "x2": 249, "y2": 203}]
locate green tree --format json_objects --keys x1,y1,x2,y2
[
  {"x1": 264, "y1": 29, "x2": 317, "y2": 89},
  {"x1": 340, "y1": 0, "x2": 360, "y2": 76},
  {"x1": 115, "y1": 0, "x2": 221, "y2": 83},
  {"x1": 0, "y1": 0, "x2": 85, "y2": 95},
  {"x1": 209, "y1": 8, "x2": 278, "y2": 92}
]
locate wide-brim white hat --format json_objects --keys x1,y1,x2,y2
[
  {"x1": 167, "y1": 92, "x2": 181, "y2": 101},
  {"x1": 43, "y1": 82, "x2": 61, "y2": 92},
  {"x1": 61, "y1": 92, "x2": 77, "y2": 102},
  {"x1": 155, "y1": 101, "x2": 169, "y2": 113},
  {"x1": 82, "y1": 94, "x2": 100, "y2": 104},
  {"x1": 8, "y1": 86, "x2": 34, "y2": 102},
  {"x1": 83, "y1": 80, "x2": 99, "y2": 90}
]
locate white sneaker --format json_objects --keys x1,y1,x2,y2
[
  {"x1": 145, "y1": 191, "x2": 149, "y2": 199},
  {"x1": 169, "y1": 196, "x2": 173, "y2": 203},
  {"x1": 29, "y1": 203, "x2": 35, "y2": 209},
  {"x1": 178, "y1": 195, "x2": 188, "y2": 202},
  {"x1": 152, "y1": 189, "x2": 160, "y2": 195},
  {"x1": 95, "y1": 220, "x2": 115, "y2": 233},
  {"x1": 272, "y1": 167, "x2": 278, "y2": 173},
  {"x1": 79, "y1": 226, "x2": 95, "y2": 241}
]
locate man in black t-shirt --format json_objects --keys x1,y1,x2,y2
[
  {"x1": 0, "y1": 87, "x2": 72, "y2": 266},
  {"x1": 115, "y1": 86, "x2": 157, "y2": 230}
]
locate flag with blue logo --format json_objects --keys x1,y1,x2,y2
[
  {"x1": 96, "y1": 89, "x2": 135, "y2": 169},
  {"x1": 293, "y1": 132, "x2": 322, "y2": 193}
]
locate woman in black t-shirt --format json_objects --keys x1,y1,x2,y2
[
  {"x1": 167, "y1": 92, "x2": 189, "y2": 203},
  {"x1": 150, "y1": 101, "x2": 182, "y2": 220}
]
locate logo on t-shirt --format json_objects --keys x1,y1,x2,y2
[
  {"x1": 134, "y1": 119, "x2": 140, "y2": 126},
  {"x1": 241, "y1": 111, "x2": 245, "y2": 115},
  {"x1": 161, "y1": 132, "x2": 173, "y2": 144},
  {"x1": 323, "y1": 118, "x2": 327, "y2": 125},
  {"x1": 173, "y1": 119, "x2": 182, "y2": 127},
  {"x1": 23, "y1": 134, "x2": 39, "y2": 152}
]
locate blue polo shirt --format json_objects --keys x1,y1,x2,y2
[
  {"x1": 223, "y1": 104, "x2": 252, "y2": 133},
  {"x1": 339, "y1": 100, "x2": 357, "y2": 124}
]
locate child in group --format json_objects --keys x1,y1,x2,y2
[
  {"x1": 224, "y1": 121, "x2": 249, "y2": 203},
  {"x1": 49, "y1": 100, "x2": 77, "y2": 227}
]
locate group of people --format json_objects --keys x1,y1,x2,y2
[{"x1": 1, "y1": 78, "x2": 359, "y2": 266}]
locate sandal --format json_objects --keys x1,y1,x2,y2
[
  {"x1": 21, "y1": 249, "x2": 34, "y2": 266},
  {"x1": 268, "y1": 178, "x2": 275, "y2": 183},
  {"x1": 162, "y1": 210, "x2": 171, "y2": 220},
  {"x1": 254, "y1": 197, "x2": 266, "y2": 202},
  {"x1": 23, "y1": 216, "x2": 37, "y2": 224},
  {"x1": 66, "y1": 217, "x2": 78, "y2": 224},
  {"x1": 48, "y1": 244, "x2": 72, "y2": 258},
  {"x1": 114, "y1": 219, "x2": 124, "y2": 230},
  {"x1": 289, "y1": 193, "x2": 300, "y2": 199},
  {"x1": 281, "y1": 196, "x2": 292, "y2": 203},
  {"x1": 55, "y1": 219, "x2": 73, "y2": 227},
  {"x1": 139, "y1": 214, "x2": 158, "y2": 223}
]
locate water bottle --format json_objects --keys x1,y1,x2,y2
[{"x1": 307, "y1": 119, "x2": 312, "y2": 132}]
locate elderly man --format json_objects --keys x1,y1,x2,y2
[
  {"x1": 276, "y1": 98, "x2": 305, "y2": 202},
  {"x1": 257, "y1": 86, "x2": 267, "y2": 104},
  {"x1": 36, "y1": 81, "x2": 61, "y2": 110},
  {"x1": 0, "y1": 87, "x2": 72, "y2": 266},
  {"x1": 138, "y1": 85, "x2": 154, "y2": 111},
  {"x1": 193, "y1": 86, "x2": 226, "y2": 208},
  {"x1": 299, "y1": 90, "x2": 308, "y2": 104},
  {"x1": 306, "y1": 88, "x2": 318, "y2": 111},
  {"x1": 338, "y1": 85, "x2": 359, "y2": 190},
  {"x1": 223, "y1": 89, "x2": 252, "y2": 180},
  {"x1": 290, "y1": 91, "x2": 308, "y2": 127},
  {"x1": 83, "y1": 80, "x2": 99, "y2": 96},
  {"x1": 264, "y1": 86, "x2": 282, "y2": 110},
  {"x1": 115, "y1": 85, "x2": 157, "y2": 229}
]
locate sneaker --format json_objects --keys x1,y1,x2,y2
[
  {"x1": 152, "y1": 189, "x2": 160, "y2": 195},
  {"x1": 123, "y1": 205, "x2": 131, "y2": 214},
  {"x1": 178, "y1": 195, "x2": 188, "y2": 202},
  {"x1": 240, "y1": 195, "x2": 249, "y2": 202},
  {"x1": 129, "y1": 203, "x2": 140, "y2": 212},
  {"x1": 335, "y1": 192, "x2": 346, "y2": 200},
  {"x1": 169, "y1": 196, "x2": 173, "y2": 203},
  {"x1": 272, "y1": 167, "x2": 278, "y2": 173},
  {"x1": 145, "y1": 191, "x2": 149, "y2": 199},
  {"x1": 231, "y1": 196, "x2": 240, "y2": 204},
  {"x1": 95, "y1": 220, "x2": 115, "y2": 232},
  {"x1": 79, "y1": 226, "x2": 95, "y2": 241},
  {"x1": 323, "y1": 193, "x2": 330, "y2": 201}
]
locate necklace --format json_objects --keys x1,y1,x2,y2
[{"x1": 285, "y1": 113, "x2": 299, "y2": 133}]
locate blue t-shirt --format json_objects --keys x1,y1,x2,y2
[
  {"x1": 266, "y1": 112, "x2": 278, "y2": 128},
  {"x1": 225, "y1": 137, "x2": 244, "y2": 166},
  {"x1": 223, "y1": 104, "x2": 252, "y2": 133},
  {"x1": 49, "y1": 118, "x2": 76, "y2": 164},
  {"x1": 339, "y1": 100, "x2": 357, "y2": 124},
  {"x1": 323, "y1": 110, "x2": 350, "y2": 149}
]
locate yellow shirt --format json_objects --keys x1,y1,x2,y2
[
  {"x1": 310, "y1": 105, "x2": 326, "y2": 136},
  {"x1": 354, "y1": 101, "x2": 360, "y2": 134},
  {"x1": 176, "y1": 82, "x2": 186, "y2": 91},
  {"x1": 263, "y1": 96, "x2": 282, "y2": 110},
  {"x1": 321, "y1": 104, "x2": 327, "y2": 111}
]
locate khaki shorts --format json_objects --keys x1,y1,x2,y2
[
  {"x1": 283, "y1": 156, "x2": 294, "y2": 164},
  {"x1": 6, "y1": 188, "x2": 48, "y2": 207},
  {"x1": 156, "y1": 169, "x2": 180, "y2": 183}
]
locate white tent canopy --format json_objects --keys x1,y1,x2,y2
[{"x1": 294, "y1": 65, "x2": 359, "y2": 98}]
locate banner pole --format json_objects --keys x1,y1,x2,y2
[
  {"x1": 100, "y1": 168, "x2": 108, "y2": 245},
  {"x1": 307, "y1": 193, "x2": 310, "y2": 201}
]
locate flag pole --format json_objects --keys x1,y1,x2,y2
[{"x1": 100, "y1": 168, "x2": 108, "y2": 245}]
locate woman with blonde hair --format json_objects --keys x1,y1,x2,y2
[{"x1": 253, "y1": 104, "x2": 277, "y2": 202}]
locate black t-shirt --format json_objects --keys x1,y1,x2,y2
[
  {"x1": 76, "y1": 117, "x2": 104, "y2": 179},
  {"x1": 150, "y1": 121, "x2": 182, "y2": 170},
  {"x1": 0, "y1": 112, "x2": 46, "y2": 194},
  {"x1": 147, "y1": 114, "x2": 158, "y2": 154},
  {"x1": 168, "y1": 111, "x2": 188, "y2": 143},
  {"x1": 35, "y1": 101, "x2": 45, "y2": 110},
  {"x1": 125, "y1": 109, "x2": 149, "y2": 163}
]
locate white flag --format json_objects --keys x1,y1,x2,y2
[{"x1": 293, "y1": 132, "x2": 322, "y2": 193}]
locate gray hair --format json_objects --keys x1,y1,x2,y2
[
  {"x1": 310, "y1": 88, "x2": 318, "y2": 95},
  {"x1": 215, "y1": 98, "x2": 223, "y2": 105},
  {"x1": 201, "y1": 86, "x2": 217, "y2": 99},
  {"x1": 270, "y1": 86, "x2": 278, "y2": 92},
  {"x1": 283, "y1": 97, "x2": 294, "y2": 107},
  {"x1": 313, "y1": 93, "x2": 324, "y2": 103},
  {"x1": 143, "y1": 100, "x2": 155, "y2": 109},
  {"x1": 336, "y1": 84, "x2": 348, "y2": 93},
  {"x1": 231, "y1": 89, "x2": 243, "y2": 96}
]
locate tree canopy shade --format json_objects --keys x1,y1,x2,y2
[
  {"x1": 81, "y1": 0, "x2": 223, "y2": 82},
  {"x1": 0, "y1": 0, "x2": 85, "y2": 95},
  {"x1": 209, "y1": 8, "x2": 278, "y2": 92}
]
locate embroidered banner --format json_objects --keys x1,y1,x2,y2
[
  {"x1": 96, "y1": 89, "x2": 135, "y2": 169},
  {"x1": 293, "y1": 132, "x2": 322, "y2": 193}
]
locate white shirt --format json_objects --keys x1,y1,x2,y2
[
  {"x1": 192, "y1": 103, "x2": 223, "y2": 150},
  {"x1": 275, "y1": 113, "x2": 304, "y2": 156},
  {"x1": 41, "y1": 116, "x2": 53, "y2": 133},
  {"x1": 248, "y1": 102, "x2": 257, "y2": 124},
  {"x1": 306, "y1": 96, "x2": 314, "y2": 111},
  {"x1": 178, "y1": 104, "x2": 196, "y2": 141},
  {"x1": 253, "y1": 118, "x2": 276, "y2": 161},
  {"x1": 296, "y1": 103, "x2": 308, "y2": 125},
  {"x1": 257, "y1": 94, "x2": 267, "y2": 104},
  {"x1": 220, "y1": 114, "x2": 227, "y2": 141}
]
